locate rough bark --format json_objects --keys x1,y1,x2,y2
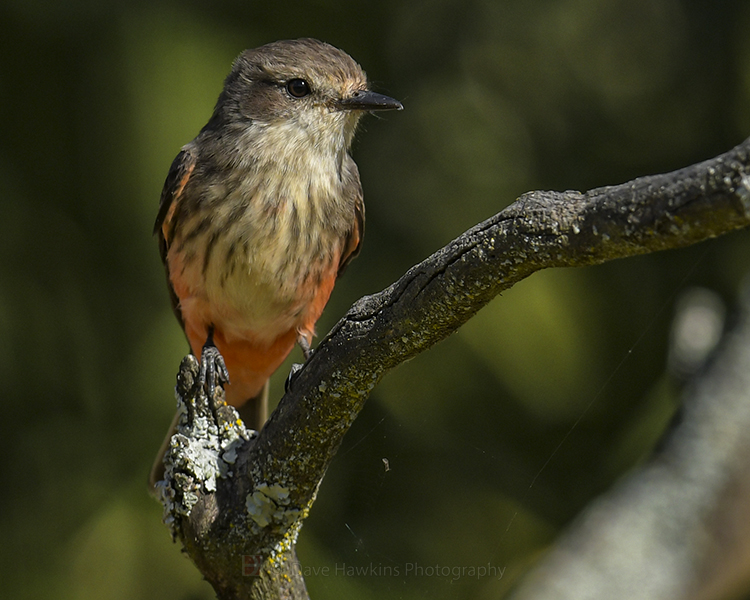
[{"x1": 157, "y1": 137, "x2": 750, "y2": 599}]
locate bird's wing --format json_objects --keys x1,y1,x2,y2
[
  {"x1": 338, "y1": 154, "x2": 365, "y2": 277},
  {"x1": 154, "y1": 148, "x2": 197, "y2": 329}
]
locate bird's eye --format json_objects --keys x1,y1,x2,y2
[{"x1": 286, "y1": 78, "x2": 311, "y2": 98}]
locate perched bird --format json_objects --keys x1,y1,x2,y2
[{"x1": 151, "y1": 38, "x2": 402, "y2": 485}]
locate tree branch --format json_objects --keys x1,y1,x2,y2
[
  {"x1": 509, "y1": 282, "x2": 750, "y2": 600},
  {"x1": 158, "y1": 137, "x2": 750, "y2": 598}
]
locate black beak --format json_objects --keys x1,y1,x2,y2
[{"x1": 338, "y1": 90, "x2": 403, "y2": 111}]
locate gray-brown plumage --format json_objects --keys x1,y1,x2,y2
[{"x1": 150, "y1": 39, "x2": 401, "y2": 488}]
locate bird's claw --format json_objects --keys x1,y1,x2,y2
[
  {"x1": 285, "y1": 363, "x2": 304, "y2": 393},
  {"x1": 198, "y1": 338, "x2": 229, "y2": 400}
]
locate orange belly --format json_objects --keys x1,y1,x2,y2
[{"x1": 176, "y1": 260, "x2": 340, "y2": 408}]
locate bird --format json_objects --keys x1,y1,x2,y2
[{"x1": 150, "y1": 38, "x2": 402, "y2": 487}]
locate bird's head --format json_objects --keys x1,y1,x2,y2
[{"x1": 214, "y1": 38, "x2": 402, "y2": 153}]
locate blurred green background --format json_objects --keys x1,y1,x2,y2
[{"x1": 2, "y1": 0, "x2": 750, "y2": 598}]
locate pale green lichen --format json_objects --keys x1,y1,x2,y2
[
  {"x1": 246, "y1": 483, "x2": 296, "y2": 528},
  {"x1": 738, "y1": 174, "x2": 750, "y2": 217},
  {"x1": 159, "y1": 380, "x2": 254, "y2": 533}
]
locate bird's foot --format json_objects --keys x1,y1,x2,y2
[
  {"x1": 197, "y1": 327, "x2": 229, "y2": 402},
  {"x1": 297, "y1": 334, "x2": 313, "y2": 361},
  {"x1": 286, "y1": 330, "x2": 315, "y2": 392},
  {"x1": 285, "y1": 362, "x2": 304, "y2": 393}
]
